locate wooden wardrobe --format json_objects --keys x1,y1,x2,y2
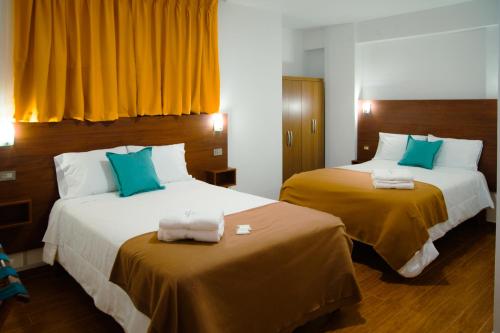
[{"x1": 282, "y1": 76, "x2": 325, "y2": 182}]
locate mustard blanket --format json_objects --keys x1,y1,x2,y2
[{"x1": 280, "y1": 168, "x2": 448, "y2": 271}]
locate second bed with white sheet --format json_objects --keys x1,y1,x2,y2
[{"x1": 281, "y1": 159, "x2": 493, "y2": 278}]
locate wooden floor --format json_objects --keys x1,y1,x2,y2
[{"x1": 3, "y1": 219, "x2": 494, "y2": 333}]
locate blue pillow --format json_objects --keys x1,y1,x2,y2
[
  {"x1": 106, "y1": 147, "x2": 165, "y2": 197},
  {"x1": 398, "y1": 136, "x2": 443, "y2": 169}
]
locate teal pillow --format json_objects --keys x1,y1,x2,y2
[
  {"x1": 106, "y1": 147, "x2": 165, "y2": 197},
  {"x1": 406, "y1": 135, "x2": 427, "y2": 146},
  {"x1": 398, "y1": 136, "x2": 443, "y2": 169}
]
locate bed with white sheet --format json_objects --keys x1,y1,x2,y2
[
  {"x1": 43, "y1": 180, "x2": 268, "y2": 331},
  {"x1": 43, "y1": 144, "x2": 361, "y2": 333},
  {"x1": 343, "y1": 159, "x2": 493, "y2": 276},
  {"x1": 280, "y1": 132, "x2": 494, "y2": 278}
]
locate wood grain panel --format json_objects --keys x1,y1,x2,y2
[
  {"x1": 356, "y1": 99, "x2": 497, "y2": 190},
  {"x1": 300, "y1": 80, "x2": 325, "y2": 172},
  {"x1": 0, "y1": 115, "x2": 228, "y2": 253},
  {"x1": 283, "y1": 78, "x2": 303, "y2": 181},
  {"x1": 283, "y1": 77, "x2": 325, "y2": 182}
]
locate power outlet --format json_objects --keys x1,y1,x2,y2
[
  {"x1": 0, "y1": 171, "x2": 16, "y2": 182},
  {"x1": 213, "y1": 148, "x2": 223, "y2": 157}
]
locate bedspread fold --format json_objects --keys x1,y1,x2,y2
[
  {"x1": 280, "y1": 168, "x2": 448, "y2": 271},
  {"x1": 110, "y1": 202, "x2": 361, "y2": 333}
]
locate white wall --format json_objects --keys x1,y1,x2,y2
[
  {"x1": 282, "y1": 28, "x2": 304, "y2": 76},
  {"x1": 359, "y1": 28, "x2": 495, "y2": 100},
  {"x1": 324, "y1": 24, "x2": 357, "y2": 167},
  {"x1": 357, "y1": 0, "x2": 498, "y2": 43},
  {"x1": 304, "y1": 49, "x2": 324, "y2": 78},
  {"x1": 487, "y1": 26, "x2": 500, "y2": 98},
  {"x1": 283, "y1": 27, "x2": 325, "y2": 78},
  {"x1": 303, "y1": 28, "x2": 325, "y2": 51},
  {"x1": 219, "y1": 2, "x2": 283, "y2": 199}
]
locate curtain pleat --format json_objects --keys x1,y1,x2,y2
[{"x1": 14, "y1": 0, "x2": 219, "y2": 122}]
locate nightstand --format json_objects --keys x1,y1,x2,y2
[
  {"x1": 206, "y1": 168, "x2": 236, "y2": 188},
  {"x1": 0, "y1": 199, "x2": 32, "y2": 230}
]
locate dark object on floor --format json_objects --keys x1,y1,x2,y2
[{"x1": 0, "y1": 244, "x2": 29, "y2": 331}]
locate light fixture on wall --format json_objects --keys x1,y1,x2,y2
[
  {"x1": 0, "y1": 119, "x2": 15, "y2": 147},
  {"x1": 212, "y1": 113, "x2": 224, "y2": 133},
  {"x1": 362, "y1": 102, "x2": 372, "y2": 114}
]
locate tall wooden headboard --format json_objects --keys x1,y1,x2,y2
[
  {"x1": 0, "y1": 114, "x2": 228, "y2": 253},
  {"x1": 357, "y1": 99, "x2": 497, "y2": 190}
]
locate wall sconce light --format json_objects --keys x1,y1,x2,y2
[
  {"x1": 362, "y1": 102, "x2": 372, "y2": 114},
  {"x1": 0, "y1": 120, "x2": 15, "y2": 147},
  {"x1": 212, "y1": 113, "x2": 224, "y2": 133}
]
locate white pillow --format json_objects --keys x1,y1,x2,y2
[
  {"x1": 373, "y1": 132, "x2": 427, "y2": 161},
  {"x1": 126, "y1": 143, "x2": 192, "y2": 184},
  {"x1": 54, "y1": 146, "x2": 127, "y2": 199},
  {"x1": 428, "y1": 134, "x2": 483, "y2": 171}
]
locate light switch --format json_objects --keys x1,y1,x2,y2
[
  {"x1": 0, "y1": 171, "x2": 16, "y2": 181},
  {"x1": 213, "y1": 148, "x2": 223, "y2": 156}
]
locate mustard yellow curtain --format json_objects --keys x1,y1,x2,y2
[{"x1": 14, "y1": 0, "x2": 220, "y2": 122}]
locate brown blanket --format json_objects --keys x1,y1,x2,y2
[
  {"x1": 110, "y1": 202, "x2": 361, "y2": 333},
  {"x1": 280, "y1": 168, "x2": 448, "y2": 271}
]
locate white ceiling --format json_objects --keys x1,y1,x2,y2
[{"x1": 226, "y1": 0, "x2": 474, "y2": 28}]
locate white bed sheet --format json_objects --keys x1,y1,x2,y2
[
  {"x1": 341, "y1": 159, "x2": 494, "y2": 277},
  {"x1": 43, "y1": 179, "x2": 275, "y2": 332}
]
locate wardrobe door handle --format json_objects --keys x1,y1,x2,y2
[
  {"x1": 311, "y1": 119, "x2": 315, "y2": 133},
  {"x1": 286, "y1": 130, "x2": 291, "y2": 147},
  {"x1": 313, "y1": 119, "x2": 317, "y2": 134},
  {"x1": 290, "y1": 131, "x2": 294, "y2": 146}
]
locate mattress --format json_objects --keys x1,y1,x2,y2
[
  {"x1": 42, "y1": 179, "x2": 360, "y2": 332},
  {"x1": 110, "y1": 202, "x2": 360, "y2": 332},
  {"x1": 282, "y1": 160, "x2": 493, "y2": 277},
  {"x1": 43, "y1": 180, "x2": 275, "y2": 332},
  {"x1": 344, "y1": 160, "x2": 493, "y2": 276},
  {"x1": 342, "y1": 160, "x2": 493, "y2": 236}
]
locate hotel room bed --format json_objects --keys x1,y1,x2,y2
[
  {"x1": 43, "y1": 179, "x2": 361, "y2": 333},
  {"x1": 280, "y1": 159, "x2": 493, "y2": 278}
]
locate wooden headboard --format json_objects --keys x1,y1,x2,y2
[
  {"x1": 357, "y1": 99, "x2": 497, "y2": 190},
  {"x1": 0, "y1": 114, "x2": 228, "y2": 253}
]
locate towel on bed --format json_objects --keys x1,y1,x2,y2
[
  {"x1": 372, "y1": 180, "x2": 415, "y2": 190},
  {"x1": 159, "y1": 209, "x2": 224, "y2": 230},
  {"x1": 372, "y1": 169, "x2": 414, "y2": 182},
  {"x1": 158, "y1": 209, "x2": 225, "y2": 242},
  {"x1": 158, "y1": 223, "x2": 225, "y2": 242},
  {"x1": 372, "y1": 169, "x2": 414, "y2": 189}
]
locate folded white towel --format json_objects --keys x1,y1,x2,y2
[
  {"x1": 158, "y1": 222, "x2": 225, "y2": 243},
  {"x1": 159, "y1": 209, "x2": 224, "y2": 231},
  {"x1": 374, "y1": 180, "x2": 413, "y2": 185},
  {"x1": 373, "y1": 180, "x2": 415, "y2": 190},
  {"x1": 372, "y1": 169, "x2": 413, "y2": 182}
]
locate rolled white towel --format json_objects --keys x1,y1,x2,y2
[
  {"x1": 188, "y1": 210, "x2": 225, "y2": 231},
  {"x1": 372, "y1": 169, "x2": 413, "y2": 182},
  {"x1": 159, "y1": 210, "x2": 189, "y2": 230},
  {"x1": 159, "y1": 209, "x2": 224, "y2": 231},
  {"x1": 374, "y1": 180, "x2": 413, "y2": 185},
  {"x1": 158, "y1": 221, "x2": 225, "y2": 243},
  {"x1": 373, "y1": 180, "x2": 414, "y2": 190}
]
